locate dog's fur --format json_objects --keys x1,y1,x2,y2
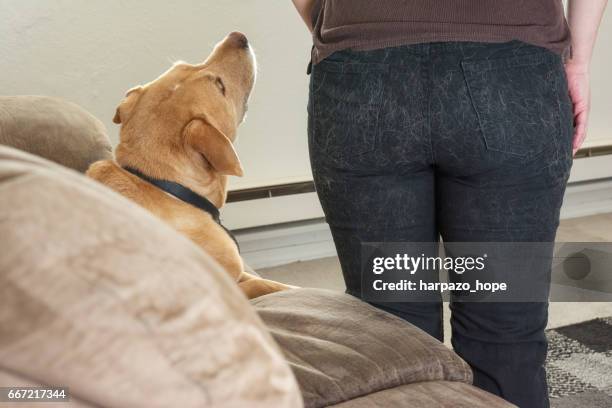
[{"x1": 87, "y1": 32, "x2": 293, "y2": 299}]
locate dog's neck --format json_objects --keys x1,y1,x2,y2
[{"x1": 115, "y1": 139, "x2": 228, "y2": 208}]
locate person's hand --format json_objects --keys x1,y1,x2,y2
[{"x1": 564, "y1": 62, "x2": 591, "y2": 156}]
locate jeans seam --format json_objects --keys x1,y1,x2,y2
[{"x1": 426, "y1": 51, "x2": 436, "y2": 164}]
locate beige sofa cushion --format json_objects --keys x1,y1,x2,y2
[
  {"x1": 252, "y1": 289, "x2": 473, "y2": 408},
  {"x1": 0, "y1": 146, "x2": 302, "y2": 408},
  {"x1": 0, "y1": 96, "x2": 112, "y2": 172},
  {"x1": 329, "y1": 381, "x2": 516, "y2": 408}
]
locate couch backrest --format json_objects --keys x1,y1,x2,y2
[
  {"x1": 0, "y1": 146, "x2": 302, "y2": 408},
  {"x1": 0, "y1": 96, "x2": 113, "y2": 172}
]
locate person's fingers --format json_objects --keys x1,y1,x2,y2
[{"x1": 572, "y1": 109, "x2": 588, "y2": 155}]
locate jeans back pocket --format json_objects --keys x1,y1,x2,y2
[
  {"x1": 462, "y1": 52, "x2": 564, "y2": 157},
  {"x1": 309, "y1": 59, "x2": 387, "y2": 164}
]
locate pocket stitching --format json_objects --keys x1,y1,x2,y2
[
  {"x1": 316, "y1": 59, "x2": 389, "y2": 74},
  {"x1": 312, "y1": 68, "x2": 383, "y2": 160},
  {"x1": 461, "y1": 52, "x2": 559, "y2": 74},
  {"x1": 462, "y1": 55, "x2": 562, "y2": 157}
]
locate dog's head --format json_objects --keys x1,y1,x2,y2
[{"x1": 114, "y1": 31, "x2": 256, "y2": 178}]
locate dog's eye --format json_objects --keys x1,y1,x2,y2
[{"x1": 215, "y1": 77, "x2": 226, "y2": 95}]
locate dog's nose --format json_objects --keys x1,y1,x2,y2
[{"x1": 228, "y1": 31, "x2": 249, "y2": 49}]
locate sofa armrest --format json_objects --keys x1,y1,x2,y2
[
  {"x1": 0, "y1": 96, "x2": 112, "y2": 172},
  {"x1": 0, "y1": 147, "x2": 302, "y2": 408}
]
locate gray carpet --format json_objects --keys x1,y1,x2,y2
[{"x1": 548, "y1": 317, "x2": 612, "y2": 407}]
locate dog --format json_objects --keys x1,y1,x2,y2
[{"x1": 87, "y1": 32, "x2": 294, "y2": 299}]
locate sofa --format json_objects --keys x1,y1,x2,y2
[{"x1": 0, "y1": 96, "x2": 515, "y2": 407}]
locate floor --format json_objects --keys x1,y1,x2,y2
[{"x1": 258, "y1": 212, "x2": 612, "y2": 346}]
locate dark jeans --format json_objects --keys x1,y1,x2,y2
[{"x1": 308, "y1": 41, "x2": 573, "y2": 408}]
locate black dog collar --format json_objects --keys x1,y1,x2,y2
[{"x1": 123, "y1": 166, "x2": 239, "y2": 250}]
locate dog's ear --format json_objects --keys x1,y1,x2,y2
[
  {"x1": 184, "y1": 118, "x2": 244, "y2": 177},
  {"x1": 113, "y1": 86, "x2": 143, "y2": 124}
]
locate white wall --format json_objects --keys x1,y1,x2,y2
[
  {"x1": 1, "y1": 1, "x2": 610, "y2": 195},
  {"x1": 0, "y1": 0, "x2": 314, "y2": 190},
  {"x1": 583, "y1": 2, "x2": 612, "y2": 148}
]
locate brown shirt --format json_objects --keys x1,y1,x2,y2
[{"x1": 311, "y1": 0, "x2": 571, "y2": 64}]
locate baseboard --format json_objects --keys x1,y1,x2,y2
[
  {"x1": 234, "y1": 219, "x2": 335, "y2": 269},
  {"x1": 235, "y1": 178, "x2": 612, "y2": 269},
  {"x1": 222, "y1": 191, "x2": 324, "y2": 230},
  {"x1": 560, "y1": 178, "x2": 612, "y2": 219}
]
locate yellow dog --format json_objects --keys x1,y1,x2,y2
[{"x1": 88, "y1": 32, "x2": 294, "y2": 299}]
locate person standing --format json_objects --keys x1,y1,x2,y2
[{"x1": 292, "y1": 1, "x2": 607, "y2": 407}]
